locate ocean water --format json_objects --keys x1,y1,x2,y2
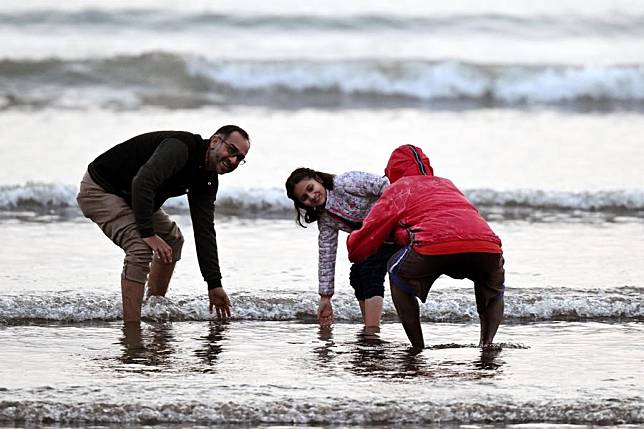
[{"x1": 0, "y1": 1, "x2": 643, "y2": 427}]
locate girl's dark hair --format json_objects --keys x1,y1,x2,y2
[{"x1": 285, "y1": 167, "x2": 335, "y2": 227}]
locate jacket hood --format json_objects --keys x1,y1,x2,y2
[{"x1": 384, "y1": 145, "x2": 434, "y2": 183}]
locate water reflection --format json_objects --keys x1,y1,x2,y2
[
  {"x1": 349, "y1": 331, "x2": 429, "y2": 379},
  {"x1": 312, "y1": 326, "x2": 432, "y2": 379},
  {"x1": 313, "y1": 325, "x2": 336, "y2": 366},
  {"x1": 119, "y1": 322, "x2": 176, "y2": 369},
  {"x1": 116, "y1": 321, "x2": 230, "y2": 373},
  {"x1": 349, "y1": 330, "x2": 387, "y2": 374},
  {"x1": 193, "y1": 321, "x2": 230, "y2": 371},
  {"x1": 312, "y1": 326, "x2": 506, "y2": 381},
  {"x1": 475, "y1": 347, "x2": 505, "y2": 371}
]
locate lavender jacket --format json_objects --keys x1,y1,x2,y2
[{"x1": 317, "y1": 171, "x2": 389, "y2": 296}]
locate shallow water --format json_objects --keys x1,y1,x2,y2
[
  {"x1": 2, "y1": 0, "x2": 644, "y2": 426},
  {"x1": 1, "y1": 217, "x2": 642, "y2": 324},
  {"x1": 1, "y1": 321, "x2": 642, "y2": 426},
  {"x1": 3, "y1": 216, "x2": 644, "y2": 293},
  {"x1": 1, "y1": 216, "x2": 643, "y2": 426}
]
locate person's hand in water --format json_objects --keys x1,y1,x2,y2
[
  {"x1": 317, "y1": 296, "x2": 334, "y2": 326},
  {"x1": 209, "y1": 287, "x2": 231, "y2": 320}
]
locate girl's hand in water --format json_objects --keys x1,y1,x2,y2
[{"x1": 317, "y1": 296, "x2": 334, "y2": 326}]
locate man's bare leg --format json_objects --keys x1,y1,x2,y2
[
  {"x1": 390, "y1": 281, "x2": 424, "y2": 349},
  {"x1": 121, "y1": 278, "x2": 145, "y2": 323},
  {"x1": 146, "y1": 260, "x2": 176, "y2": 297}
]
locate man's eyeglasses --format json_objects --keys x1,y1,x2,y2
[{"x1": 222, "y1": 140, "x2": 246, "y2": 165}]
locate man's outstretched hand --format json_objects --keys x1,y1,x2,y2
[{"x1": 209, "y1": 287, "x2": 231, "y2": 320}]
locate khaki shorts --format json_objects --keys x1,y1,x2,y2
[
  {"x1": 387, "y1": 246, "x2": 505, "y2": 314},
  {"x1": 76, "y1": 171, "x2": 184, "y2": 284}
]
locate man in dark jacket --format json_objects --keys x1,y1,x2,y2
[{"x1": 77, "y1": 125, "x2": 250, "y2": 323}]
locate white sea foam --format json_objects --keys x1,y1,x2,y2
[
  {"x1": 1, "y1": 183, "x2": 643, "y2": 216},
  {"x1": 0, "y1": 183, "x2": 78, "y2": 209},
  {"x1": 197, "y1": 60, "x2": 644, "y2": 103},
  {"x1": 495, "y1": 65, "x2": 644, "y2": 103},
  {"x1": 466, "y1": 188, "x2": 644, "y2": 211},
  {"x1": 0, "y1": 396, "x2": 641, "y2": 425},
  {"x1": 0, "y1": 288, "x2": 640, "y2": 323}
]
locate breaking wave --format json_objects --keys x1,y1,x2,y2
[
  {"x1": 2, "y1": 183, "x2": 644, "y2": 218},
  {"x1": 1, "y1": 55, "x2": 644, "y2": 110},
  {"x1": 0, "y1": 287, "x2": 640, "y2": 324}
]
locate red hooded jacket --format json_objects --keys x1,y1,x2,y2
[{"x1": 347, "y1": 145, "x2": 501, "y2": 263}]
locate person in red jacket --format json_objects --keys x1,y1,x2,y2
[{"x1": 347, "y1": 145, "x2": 504, "y2": 350}]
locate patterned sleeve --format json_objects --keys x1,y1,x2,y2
[
  {"x1": 340, "y1": 171, "x2": 388, "y2": 198},
  {"x1": 317, "y1": 213, "x2": 344, "y2": 296}
]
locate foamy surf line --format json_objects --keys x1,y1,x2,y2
[
  {"x1": 2, "y1": 183, "x2": 644, "y2": 218},
  {"x1": 0, "y1": 397, "x2": 641, "y2": 425},
  {"x1": 2, "y1": 56, "x2": 644, "y2": 110},
  {"x1": 0, "y1": 288, "x2": 641, "y2": 324}
]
